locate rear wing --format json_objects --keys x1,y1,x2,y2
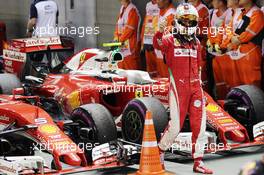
[{"x1": 6, "y1": 36, "x2": 74, "y2": 53}]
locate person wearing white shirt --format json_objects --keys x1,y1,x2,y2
[{"x1": 27, "y1": 0, "x2": 58, "y2": 37}]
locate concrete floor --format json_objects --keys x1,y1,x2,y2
[
  {"x1": 38, "y1": 147, "x2": 264, "y2": 175},
  {"x1": 89, "y1": 150, "x2": 263, "y2": 175}
]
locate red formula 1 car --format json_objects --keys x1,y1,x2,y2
[
  {"x1": 1, "y1": 36, "x2": 264, "y2": 156},
  {"x1": 0, "y1": 89, "x2": 136, "y2": 174},
  {"x1": 1, "y1": 37, "x2": 170, "y2": 145}
]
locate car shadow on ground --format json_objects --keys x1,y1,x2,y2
[
  {"x1": 93, "y1": 167, "x2": 138, "y2": 175},
  {"x1": 165, "y1": 146, "x2": 264, "y2": 163}
]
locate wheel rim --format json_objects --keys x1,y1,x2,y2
[{"x1": 124, "y1": 110, "x2": 143, "y2": 142}]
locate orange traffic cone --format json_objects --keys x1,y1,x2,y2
[{"x1": 132, "y1": 111, "x2": 174, "y2": 175}]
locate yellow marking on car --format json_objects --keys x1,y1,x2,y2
[
  {"x1": 206, "y1": 103, "x2": 219, "y2": 112},
  {"x1": 68, "y1": 91, "x2": 81, "y2": 109},
  {"x1": 39, "y1": 124, "x2": 58, "y2": 134},
  {"x1": 218, "y1": 118, "x2": 233, "y2": 124},
  {"x1": 135, "y1": 90, "x2": 143, "y2": 98},
  {"x1": 80, "y1": 53, "x2": 86, "y2": 64}
]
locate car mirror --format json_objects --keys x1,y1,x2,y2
[{"x1": 111, "y1": 52, "x2": 123, "y2": 62}]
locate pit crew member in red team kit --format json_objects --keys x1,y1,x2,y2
[{"x1": 153, "y1": 3, "x2": 213, "y2": 174}]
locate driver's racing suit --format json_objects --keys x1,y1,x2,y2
[{"x1": 153, "y1": 31, "x2": 207, "y2": 159}]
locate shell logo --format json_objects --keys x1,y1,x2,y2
[
  {"x1": 39, "y1": 124, "x2": 58, "y2": 134},
  {"x1": 206, "y1": 103, "x2": 219, "y2": 112}
]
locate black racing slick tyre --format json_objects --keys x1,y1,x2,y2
[
  {"x1": 121, "y1": 97, "x2": 169, "y2": 144},
  {"x1": 71, "y1": 103, "x2": 117, "y2": 144},
  {"x1": 0, "y1": 73, "x2": 21, "y2": 94},
  {"x1": 226, "y1": 85, "x2": 264, "y2": 139}
]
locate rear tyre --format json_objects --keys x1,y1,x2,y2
[
  {"x1": 0, "y1": 73, "x2": 21, "y2": 94},
  {"x1": 226, "y1": 85, "x2": 264, "y2": 139},
  {"x1": 121, "y1": 97, "x2": 169, "y2": 144}
]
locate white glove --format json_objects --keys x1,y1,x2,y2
[
  {"x1": 206, "y1": 40, "x2": 213, "y2": 52},
  {"x1": 214, "y1": 44, "x2": 221, "y2": 54}
]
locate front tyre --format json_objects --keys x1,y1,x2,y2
[
  {"x1": 226, "y1": 85, "x2": 264, "y2": 139},
  {"x1": 121, "y1": 97, "x2": 169, "y2": 144},
  {"x1": 71, "y1": 104, "x2": 117, "y2": 164},
  {"x1": 71, "y1": 104, "x2": 117, "y2": 144}
]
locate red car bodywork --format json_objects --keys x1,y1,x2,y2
[
  {"x1": 0, "y1": 93, "x2": 126, "y2": 174},
  {"x1": 204, "y1": 93, "x2": 264, "y2": 153},
  {"x1": 34, "y1": 73, "x2": 168, "y2": 116},
  {"x1": 0, "y1": 94, "x2": 85, "y2": 168}
]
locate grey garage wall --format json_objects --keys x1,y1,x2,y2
[
  {"x1": 60, "y1": 0, "x2": 97, "y2": 51},
  {"x1": 0, "y1": 0, "x2": 31, "y2": 39}
]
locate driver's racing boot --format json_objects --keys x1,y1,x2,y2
[{"x1": 193, "y1": 159, "x2": 213, "y2": 174}]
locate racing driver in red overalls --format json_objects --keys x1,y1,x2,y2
[{"x1": 153, "y1": 3, "x2": 213, "y2": 174}]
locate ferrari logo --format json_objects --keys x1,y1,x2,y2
[
  {"x1": 135, "y1": 90, "x2": 143, "y2": 98},
  {"x1": 80, "y1": 53, "x2": 86, "y2": 64}
]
